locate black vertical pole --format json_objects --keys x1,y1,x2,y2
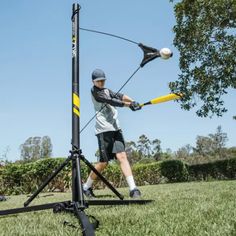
[{"x1": 71, "y1": 3, "x2": 84, "y2": 205}]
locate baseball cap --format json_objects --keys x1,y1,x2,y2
[{"x1": 92, "y1": 69, "x2": 106, "y2": 81}]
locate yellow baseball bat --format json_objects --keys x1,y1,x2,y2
[{"x1": 140, "y1": 93, "x2": 182, "y2": 107}]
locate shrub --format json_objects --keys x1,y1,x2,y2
[
  {"x1": 0, "y1": 158, "x2": 87, "y2": 195},
  {"x1": 188, "y1": 158, "x2": 236, "y2": 181},
  {"x1": 132, "y1": 162, "x2": 162, "y2": 185},
  {"x1": 1, "y1": 157, "x2": 236, "y2": 195},
  {"x1": 160, "y1": 160, "x2": 189, "y2": 182}
]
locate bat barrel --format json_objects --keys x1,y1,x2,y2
[{"x1": 142, "y1": 93, "x2": 182, "y2": 107}]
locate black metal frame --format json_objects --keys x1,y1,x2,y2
[{"x1": 0, "y1": 3, "x2": 153, "y2": 236}]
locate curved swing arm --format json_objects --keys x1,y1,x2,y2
[{"x1": 79, "y1": 27, "x2": 162, "y2": 68}]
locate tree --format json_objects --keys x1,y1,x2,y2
[
  {"x1": 170, "y1": 0, "x2": 236, "y2": 117},
  {"x1": 209, "y1": 125, "x2": 228, "y2": 158},
  {"x1": 152, "y1": 139, "x2": 162, "y2": 161},
  {"x1": 0, "y1": 146, "x2": 10, "y2": 166},
  {"x1": 20, "y1": 137, "x2": 38, "y2": 161},
  {"x1": 193, "y1": 126, "x2": 228, "y2": 158},
  {"x1": 160, "y1": 148, "x2": 173, "y2": 160},
  {"x1": 40, "y1": 136, "x2": 53, "y2": 158},
  {"x1": 20, "y1": 136, "x2": 53, "y2": 162},
  {"x1": 125, "y1": 141, "x2": 141, "y2": 165},
  {"x1": 226, "y1": 146, "x2": 236, "y2": 158},
  {"x1": 125, "y1": 141, "x2": 136, "y2": 154},
  {"x1": 175, "y1": 144, "x2": 192, "y2": 160},
  {"x1": 194, "y1": 136, "x2": 214, "y2": 157},
  {"x1": 137, "y1": 135, "x2": 152, "y2": 158}
]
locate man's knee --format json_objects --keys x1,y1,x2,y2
[
  {"x1": 96, "y1": 161, "x2": 108, "y2": 170},
  {"x1": 90, "y1": 162, "x2": 108, "y2": 179},
  {"x1": 116, "y1": 152, "x2": 128, "y2": 162}
]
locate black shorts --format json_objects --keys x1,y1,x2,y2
[{"x1": 96, "y1": 130, "x2": 125, "y2": 162}]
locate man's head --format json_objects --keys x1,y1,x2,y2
[{"x1": 92, "y1": 69, "x2": 106, "y2": 88}]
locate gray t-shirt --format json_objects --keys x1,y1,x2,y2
[{"x1": 91, "y1": 86, "x2": 124, "y2": 134}]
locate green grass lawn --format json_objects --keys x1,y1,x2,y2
[{"x1": 0, "y1": 180, "x2": 236, "y2": 236}]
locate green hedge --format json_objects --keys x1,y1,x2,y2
[
  {"x1": 188, "y1": 158, "x2": 236, "y2": 181},
  {"x1": 0, "y1": 158, "x2": 182, "y2": 194},
  {"x1": 0, "y1": 158, "x2": 88, "y2": 195},
  {"x1": 160, "y1": 160, "x2": 189, "y2": 182},
  {"x1": 132, "y1": 162, "x2": 162, "y2": 185},
  {"x1": 0, "y1": 157, "x2": 236, "y2": 195}
]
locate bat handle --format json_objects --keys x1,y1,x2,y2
[{"x1": 141, "y1": 101, "x2": 151, "y2": 107}]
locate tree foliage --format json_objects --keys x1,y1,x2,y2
[
  {"x1": 152, "y1": 139, "x2": 162, "y2": 161},
  {"x1": 20, "y1": 136, "x2": 53, "y2": 162},
  {"x1": 125, "y1": 141, "x2": 141, "y2": 165},
  {"x1": 0, "y1": 146, "x2": 10, "y2": 166},
  {"x1": 175, "y1": 144, "x2": 192, "y2": 160},
  {"x1": 137, "y1": 134, "x2": 152, "y2": 158},
  {"x1": 124, "y1": 135, "x2": 163, "y2": 165},
  {"x1": 40, "y1": 136, "x2": 53, "y2": 158},
  {"x1": 194, "y1": 136, "x2": 214, "y2": 157},
  {"x1": 194, "y1": 126, "x2": 228, "y2": 158},
  {"x1": 170, "y1": 0, "x2": 236, "y2": 117}
]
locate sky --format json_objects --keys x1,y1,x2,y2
[{"x1": 0, "y1": 0, "x2": 235, "y2": 163}]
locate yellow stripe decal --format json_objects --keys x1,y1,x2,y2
[
  {"x1": 73, "y1": 107, "x2": 80, "y2": 117},
  {"x1": 73, "y1": 93, "x2": 80, "y2": 108}
]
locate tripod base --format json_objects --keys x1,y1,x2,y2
[
  {"x1": 0, "y1": 199, "x2": 153, "y2": 216},
  {"x1": 0, "y1": 198, "x2": 153, "y2": 235}
]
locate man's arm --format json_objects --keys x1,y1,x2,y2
[
  {"x1": 108, "y1": 89, "x2": 141, "y2": 109},
  {"x1": 93, "y1": 87, "x2": 141, "y2": 110},
  {"x1": 107, "y1": 89, "x2": 134, "y2": 107},
  {"x1": 122, "y1": 95, "x2": 134, "y2": 106},
  {"x1": 122, "y1": 94, "x2": 134, "y2": 107},
  {"x1": 92, "y1": 87, "x2": 125, "y2": 107}
]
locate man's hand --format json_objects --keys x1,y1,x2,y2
[{"x1": 129, "y1": 101, "x2": 142, "y2": 111}]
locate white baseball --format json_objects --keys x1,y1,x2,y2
[{"x1": 160, "y1": 48, "x2": 172, "y2": 59}]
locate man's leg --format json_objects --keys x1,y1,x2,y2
[
  {"x1": 116, "y1": 152, "x2": 132, "y2": 177},
  {"x1": 83, "y1": 131, "x2": 110, "y2": 197},
  {"x1": 116, "y1": 152, "x2": 141, "y2": 198},
  {"x1": 83, "y1": 162, "x2": 108, "y2": 192}
]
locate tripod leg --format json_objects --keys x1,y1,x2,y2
[
  {"x1": 80, "y1": 155, "x2": 124, "y2": 200},
  {"x1": 74, "y1": 203, "x2": 96, "y2": 236},
  {"x1": 24, "y1": 156, "x2": 72, "y2": 207}
]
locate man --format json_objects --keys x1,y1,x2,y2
[{"x1": 83, "y1": 69, "x2": 142, "y2": 198}]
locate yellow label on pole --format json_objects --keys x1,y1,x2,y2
[
  {"x1": 73, "y1": 93, "x2": 80, "y2": 108},
  {"x1": 73, "y1": 107, "x2": 80, "y2": 117}
]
